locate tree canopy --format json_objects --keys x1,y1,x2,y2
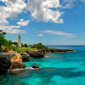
[
  {"x1": 31, "y1": 43, "x2": 48, "y2": 49},
  {"x1": 0, "y1": 30, "x2": 7, "y2": 48}
]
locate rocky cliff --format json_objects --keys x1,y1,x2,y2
[{"x1": 0, "y1": 51, "x2": 26, "y2": 74}]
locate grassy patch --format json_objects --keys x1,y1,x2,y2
[{"x1": 13, "y1": 47, "x2": 39, "y2": 53}]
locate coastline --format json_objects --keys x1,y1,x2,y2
[
  {"x1": 0, "y1": 48, "x2": 75, "y2": 74},
  {"x1": 1, "y1": 45, "x2": 85, "y2": 85}
]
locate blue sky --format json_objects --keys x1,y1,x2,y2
[{"x1": 0, "y1": 0, "x2": 85, "y2": 45}]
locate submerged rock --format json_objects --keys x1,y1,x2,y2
[{"x1": 32, "y1": 65, "x2": 39, "y2": 68}]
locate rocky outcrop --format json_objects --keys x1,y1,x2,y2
[
  {"x1": 42, "y1": 49, "x2": 51, "y2": 54},
  {"x1": 26, "y1": 49, "x2": 75, "y2": 58},
  {"x1": 32, "y1": 65, "x2": 39, "y2": 68},
  {"x1": 10, "y1": 61, "x2": 26, "y2": 69},
  {"x1": 11, "y1": 52, "x2": 22, "y2": 63},
  {"x1": 26, "y1": 51, "x2": 44, "y2": 58},
  {"x1": 0, "y1": 51, "x2": 26, "y2": 74},
  {"x1": 20, "y1": 53, "x2": 30, "y2": 61},
  {"x1": 41, "y1": 49, "x2": 75, "y2": 54},
  {"x1": 53, "y1": 49, "x2": 75, "y2": 53}
]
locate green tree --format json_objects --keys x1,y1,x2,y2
[
  {"x1": 22, "y1": 43, "x2": 28, "y2": 47},
  {"x1": 31, "y1": 43, "x2": 48, "y2": 49},
  {"x1": 13, "y1": 41, "x2": 18, "y2": 46},
  {"x1": 0, "y1": 30, "x2": 6, "y2": 48}
]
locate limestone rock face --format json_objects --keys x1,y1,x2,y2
[
  {"x1": 20, "y1": 53, "x2": 30, "y2": 61},
  {"x1": 0, "y1": 51, "x2": 26, "y2": 74},
  {"x1": 11, "y1": 52, "x2": 22, "y2": 64},
  {"x1": 26, "y1": 51, "x2": 44, "y2": 58}
]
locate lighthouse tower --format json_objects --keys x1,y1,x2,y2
[{"x1": 18, "y1": 34, "x2": 21, "y2": 47}]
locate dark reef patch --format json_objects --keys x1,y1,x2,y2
[
  {"x1": 33, "y1": 68, "x2": 85, "y2": 79},
  {"x1": 81, "y1": 63, "x2": 85, "y2": 65}
]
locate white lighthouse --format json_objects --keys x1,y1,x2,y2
[{"x1": 18, "y1": 34, "x2": 21, "y2": 47}]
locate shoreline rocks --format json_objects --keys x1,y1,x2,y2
[
  {"x1": 41, "y1": 49, "x2": 75, "y2": 54},
  {"x1": 26, "y1": 51, "x2": 45, "y2": 58},
  {"x1": 0, "y1": 51, "x2": 26, "y2": 74},
  {"x1": 26, "y1": 49, "x2": 75, "y2": 58},
  {"x1": 10, "y1": 61, "x2": 26, "y2": 69},
  {"x1": 20, "y1": 53, "x2": 30, "y2": 61}
]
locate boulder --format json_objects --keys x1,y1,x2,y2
[
  {"x1": 10, "y1": 61, "x2": 26, "y2": 69},
  {"x1": 26, "y1": 51, "x2": 44, "y2": 58},
  {"x1": 32, "y1": 65, "x2": 39, "y2": 68},
  {"x1": 20, "y1": 53, "x2": 30, "y2": 61}
]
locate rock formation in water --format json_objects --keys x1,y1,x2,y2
[
  {"x1": 26, "y1": 49, "x2": 75, "y2": 58},
  {"x1": 32, "y1": 65, "x2": 39, "y2": 68},
  {"x1": 20, "y1": 53, "x2": 30, "y2": 61},
  {"x1": 26, "y1": 51, "x2": 45, "y2": 58},
  {"x1": 41, "y1": 49, "x2": 75, "y2": 54},
  {"x1": 0, "y1": 51, "x2": 26, "y2": 74}
]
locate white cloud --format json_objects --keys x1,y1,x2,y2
[
  {"x1": 0, "y1": 18, "x2": 30, "y2": 34},
  {"x1": 41, "y1": 30, "x2": 74, "y2": 36},
  {"x1": 7, "y1": 29, "x2": 26, "y2": 34},
  {"x1": 0, "y1": 0, "x2": 27, "y2": 33},
  {"x1": 0, "y1": 0, "x2": 26, "y2": 25},
  {"x1": 17, "y1": 18, "x2": 30, "y2": 26},
  {"x1": 81, "y1": 0, "x2": 85, "y2": 2},
  {"x1": 41, "y1": 0, "x2": 61, "y2": 8},
  {"x1": 0, "y1": 0, "x2": 83, "y2": 34},
  {"x1": 37, "y1": 34, "x2": 43, "y2": 36},
  {"x1": 0, "y1": 25, "x2": 26, "y2": 34},
  {"x1": 26, "y1": 0, "x2": 63, "y2": 24},
  {"x1": 61, "y1": 0, "x2": 77, "y2": 9}
]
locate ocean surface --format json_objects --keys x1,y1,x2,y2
[{"x1": 0, "y1": 45, "x2": 85, "y2": 85}]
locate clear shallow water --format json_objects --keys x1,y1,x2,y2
[{"x1": 0, "y1": 45, "x2": 85, "y2": 85}]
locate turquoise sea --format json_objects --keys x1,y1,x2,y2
[{"x1": 0, "y1": 45, "x2": 85, "y2": 85}]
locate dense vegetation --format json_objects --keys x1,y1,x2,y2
[
  {"x1": 30, "y1": 43, "x2": 48, "y2": 49},
  {"x1": 0, "y1": 30, "x2": 6, "y2": 48}
]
